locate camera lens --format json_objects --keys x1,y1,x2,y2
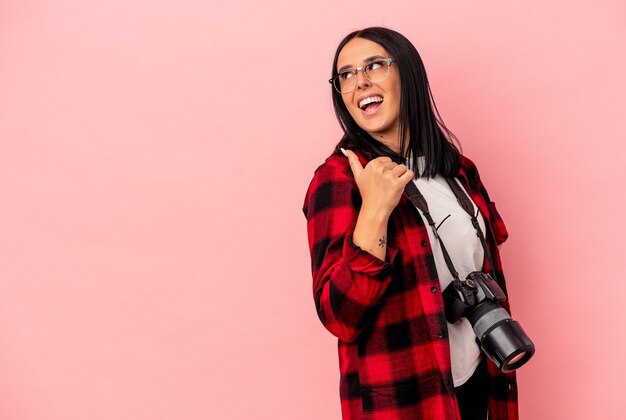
[
  {"x1": 502, "y1": 351, "x2": 534, "y2": 372},
  {"x1": 508, "y1": 353, "x2": 526, "y2": 365},
  {"x1": 479, "y1": 319, "x2": 535, "y2": 372}
]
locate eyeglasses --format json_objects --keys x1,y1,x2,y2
[{"x1": 329, "y1": 57, "x2": 395, "y2": 94}]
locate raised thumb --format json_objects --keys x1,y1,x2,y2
[{"x1": 341, "y1": 148, "x2": 363, "y2": 178}]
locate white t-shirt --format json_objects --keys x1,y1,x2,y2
[{"x1": 407, "y1": 155, "x2": 485, "y2": 387}]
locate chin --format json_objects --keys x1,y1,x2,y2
[{"x1": 361, "y1": 121, "x2": 391, "y2": 135}]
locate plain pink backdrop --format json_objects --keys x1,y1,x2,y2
[{"x1": 1, "y1": 1, "x2": 624, "y2": 419}]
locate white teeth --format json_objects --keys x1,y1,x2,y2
[{"x1": 359, "y1": 96, "x2": 383, "y2": 109}]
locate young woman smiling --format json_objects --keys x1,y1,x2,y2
[{"x1": 303, "y1": 27, "x2": 518, "y2": 420}]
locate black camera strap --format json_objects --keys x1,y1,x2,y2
[
  {"x1": 404, "y1": 178, "x2": 499, "y2": 284},
  {"x1": 444, "y1": 178, "x2": 499, "y2": 284}
]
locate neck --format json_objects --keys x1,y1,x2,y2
[{"x1": 369, "y1": 122, "x2": 403, "y2": 154}]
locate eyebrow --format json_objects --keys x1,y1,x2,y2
[{"x1": 338, "y1": 55, "x2": 386, "y2": 73}]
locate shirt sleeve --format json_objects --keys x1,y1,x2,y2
[
  {"x1": 302, "y1": 162, "x2": 400, "y2": 343},
  {"x1": 472, "y1": 164, "x2": 509, "y2": 247}
]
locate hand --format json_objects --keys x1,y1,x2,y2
[{"x1": 341, "y1": 148, "x2": 414, "y2": 219}]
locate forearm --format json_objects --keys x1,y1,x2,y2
[{"x1": 352, "y1": 208, "x2": 390, "y2": 261}]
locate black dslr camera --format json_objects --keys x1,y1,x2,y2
[{"x1": 443, "y1": 272, "x2": 535, "y2": 372}]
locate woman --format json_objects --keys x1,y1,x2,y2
[{"x1": 302, "y1": 27, "x2": 518, "y2": 419}]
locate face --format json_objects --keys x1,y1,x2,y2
[{"x1": 336, "y1": 37, "x2": 401, "y2": 150}]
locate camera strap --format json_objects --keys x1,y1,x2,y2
[
  {"x1": 444, "y1": 178, "x2": 499, "y2": 284},
  {"x1": 404, "y1": 178, "x2": 499, "y2": 284}
]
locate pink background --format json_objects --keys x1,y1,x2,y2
[{"x1": 1, "y1": 1, "x2": 624, "y2": 419}]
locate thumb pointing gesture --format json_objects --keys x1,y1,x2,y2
[
  {"x1": 341, "y1": 148, "x2": 363, "y2": 179},
  {"x1": 339, "y1": 147, "x2": 412, "y2": 219}
]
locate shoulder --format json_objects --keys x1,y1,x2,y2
[
  {"x1": 314, "y1": 152, "x2": 352, "y2": 177},
  {"x1": 457, "y1": 153, "x2": 482, "y2": 187},
  {"x1": 459, "y1": 154, "x2": 478, "y2": 174},
  {"x1": 302, "y1": 150, "x2": 362, "y2": 218},
  {"x1": 459, "y1": 153, "x2": 476, "y2": 168},
  {"x1": 308, "y1": 146, "x2": 374, "y2": 184},
  {"x1": 302, "y1": 152, "x2": 356, "y2": 217},
  {"x1": 312, "y1": 137, "x2": 374, "y2": 180},
  {"x1": 305, "y1": 153, "x2": 354, "y2": 195}
]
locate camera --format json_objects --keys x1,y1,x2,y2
[{"x1": 443, "y1": 272, "x2": 535, "y2": 372}]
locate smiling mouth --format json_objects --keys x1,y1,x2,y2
[
  {"x1": 359, "y1": 96, "x2": 384, "y2": 110},
  {"x1": 359, "y1": 98, "x2": 383, "y2": 115}
]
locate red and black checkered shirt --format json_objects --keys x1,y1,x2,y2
[{"x1": 302, "y1": 146, "x2": 519, "y2": 420}]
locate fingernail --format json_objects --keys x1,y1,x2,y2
[{"x1": 340, "y1": 147, "x2": 347, "y2": 156}]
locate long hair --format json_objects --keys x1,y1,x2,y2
[{"x1": 331, "y1": 26, "x2": 462, "y2": 178}]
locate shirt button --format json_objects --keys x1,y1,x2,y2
[
  {"x1": 421, "y1": 240, "x2": 427, "y2": 247},
  {"x1": 438, "y1": 330, "x2": 445, "y2": 338},
  {"x1": 430, "y1": 286, "x2": 437, "y2": 293}
]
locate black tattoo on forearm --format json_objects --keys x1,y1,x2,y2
[{"x1": 378, "y1": 235, "x2": 387, "y2": 247}]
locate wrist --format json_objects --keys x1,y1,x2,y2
[{"x1": 359, "y1": 204, "x2": 391, "y2": 224}]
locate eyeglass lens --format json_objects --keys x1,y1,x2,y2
[{"x1": 334, "y1": 60, "x2": 391, "y2": 93}]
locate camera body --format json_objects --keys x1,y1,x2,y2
[{"x1": 443, "y1": 271, "x2": 535, "y2": 372}]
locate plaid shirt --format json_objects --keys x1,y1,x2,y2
[{"x1": 302, "y1": 145, "x2": 519, "y2": 420}]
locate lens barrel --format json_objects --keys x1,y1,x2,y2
[
  {"x1": 465, "y1": 300, "x2": 535, "y2": 372},
  {"x1": 479, "y1": 319, "x2": 535, "y2": 372}
]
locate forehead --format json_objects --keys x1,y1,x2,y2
[{"x1": 337, "y1": 37, "x2": 389, "y2": 71}]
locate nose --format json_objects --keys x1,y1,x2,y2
[{"x1": 355, "y1": 69, "x2": 370, "y2": 89}]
